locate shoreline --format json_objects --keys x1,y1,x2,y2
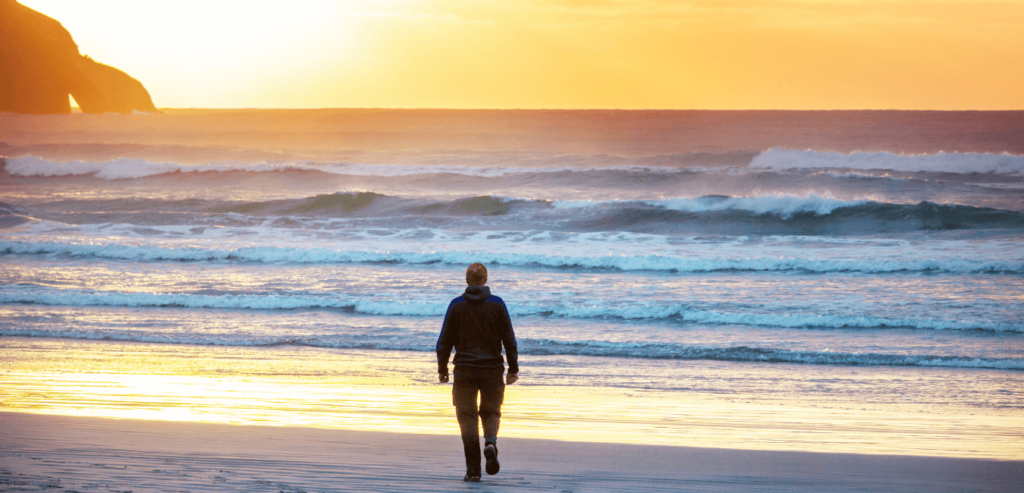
[
  {"x1": 2, "y1": 412, "x2": 1022, "y2": 493},
  {"x1": 3, "y1": 337, "x2": 1023, "y2": 460}
]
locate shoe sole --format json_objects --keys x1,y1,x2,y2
[
  {"x1": 484, "y1": 445, "x2": 500, "y2": 475},
  {"x1": 463, "y1": 476, "x2": 480, "y2": 482}
]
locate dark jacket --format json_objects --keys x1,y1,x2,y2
[{"x1": 436, "y1": 285, "x2": 519, "y2": 376}]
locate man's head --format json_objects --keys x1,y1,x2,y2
[{"x1": 466, "y1": 263, "x2": 488, "y2": 286}]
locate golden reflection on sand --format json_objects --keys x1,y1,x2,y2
[{"x1": 2, "y1": 338, "x2": 1021, "y2": 460}]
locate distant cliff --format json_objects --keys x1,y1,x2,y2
[{"x1": 0, "y1": 0, "x2": 157, "y2": 114}]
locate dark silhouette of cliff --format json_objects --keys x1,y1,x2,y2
[{"x1": 0, "y1": 0, "x2": 157, "y2": 114}]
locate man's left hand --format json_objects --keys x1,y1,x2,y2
[
  {"x1": 506, "y1": 372, "x2": 519, "y2": 385},
  {"x1": 439, "y1": 373, "x2": 449, "y2": 383}
]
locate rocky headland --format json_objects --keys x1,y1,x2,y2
[{"x1": 0, "y1": 0, "x2": 156, "y2": 114}]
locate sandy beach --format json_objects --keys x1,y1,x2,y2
[
  {"x1": 2, "y1": 412, "x2": 1021, "y2": 493},
  {"x1": 2, "y1": 338, "x2": 1023, "y2": 492}
]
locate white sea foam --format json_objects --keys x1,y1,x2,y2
[
  {"x1": 9, "y1": 150, "x2": 1024, "y2": 180},
  {"x1": 751, "y1": 148, "x2": 1024, "y2": 174},
  {"x1": 6, "y1": 157, "x2": 184, "y2": 179},
  {"x1": 967, "y1": 182, "x2": 1024, "y2": 190},
  {"x1": 5, "y1": 241, "x2": 1019, "y2": 274},
  {"x1": 1, "y1": 285, "x2": 1019, "y2": 332},
  {"x1": 521, "y1": 339, "x2": 1024, "y2": 370},
  {"x1": 4, "y1": 156, "x2": 687, "y2": 180},
  {"x1": 4, "y1": 156, "x2": 289, "y2": 179},
  {"x1": 553, "y1": 195, "x2": 869, "y2": 217},
  {"x1": 653, "y1": 195, "x2": 866, "y2": 217},
  {"x1": 2, "y1": 327, "x2": 1021, "y2": 369}
]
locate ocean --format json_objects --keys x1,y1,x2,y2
[{"x1": 2, "y1": 109, "x2": 1023, "y2": 457}]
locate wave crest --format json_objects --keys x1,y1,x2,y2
[
  {"x1": 1, "y1": 328, "x2": 1019, "y2": 370},
  {"x1": 552, "y1": 194, "x2": 867, "y2": 218},
  {"x1": 3, "y1": 240, "x2": 1023, "y2": 274},
  {"x1": 3, "y1": 156, "x2": 694, "y2": 180},
  {"x1": 751, "y1": 149, "x2": 1024, "y2": 174},
  {"x1": 1, "y1": 286, "x2": 1019, "y2": 332}
]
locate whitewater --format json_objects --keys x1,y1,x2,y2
[{"x1": 2, "y1": 109, "x2": 1023, "y2": 404}]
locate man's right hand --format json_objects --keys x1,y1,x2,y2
[
  {"x1": 439, "y1": 373, "x2": 449, "y2": 383},
  {"x1": 506, "y1": 372, "x2": 519, "y2": 385}
]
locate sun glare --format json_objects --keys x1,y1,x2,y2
[{"x1": 18, "y1": 0, "x2": 1024, "y2": 109}]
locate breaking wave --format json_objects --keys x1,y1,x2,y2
[
  {"x1": 6, "y1": 187, "x2": 1023, "y2": 233},
  {"x1": 3, "y1": 156, "x2": 694, "y2": 180},
  {"x1": 556, "y1": 194, "x2": 867, "y2": 218},
  {"x1": 3, "y1": 240, "x2": 1023, "y2": 274},
  {"x1": 1, "y1": 286, "x2": 1019, "y2": 332},
  {"x1": 752, "y1": 149, "x2": 1024, "y2": 174},
  {"x1": 560, "y1": 198, "x2": 1024, "y2": 230},
  {"x1": 1, "y1": 327, "x2": 1020, "y2": 370},
  {"x1": 7, "y1": 149, "x2": 1024, "y2": 183},
  {"x1": 520, "y1": 339, "x2": 1024, "y2": 370}
]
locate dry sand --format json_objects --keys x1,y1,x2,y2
[{"x1": 1, "y1": 412, "x2": 1021, "y2": 493}]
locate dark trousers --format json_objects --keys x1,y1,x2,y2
[{"x1": 452, "y1": 367, "x2": 505, "y2": 475}]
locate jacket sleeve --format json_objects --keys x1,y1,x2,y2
[
  {"x1": 499, "y1": 299, "x2": 519, "y2": 374},
  {"x1": 436, "y1": 299, "x2": 457, "y2": 375}
]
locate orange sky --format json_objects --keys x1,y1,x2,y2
[{"x1": 21, "y1": 0, "x2": 1024, "y2": 110}]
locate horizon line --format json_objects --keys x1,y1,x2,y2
[{"x1": 59, "y1": 107, "x2": 1024, "y2": 113}]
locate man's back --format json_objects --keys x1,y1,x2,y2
[{"x1": 436, "y1": 285, "x2": 518, "y2": 374}]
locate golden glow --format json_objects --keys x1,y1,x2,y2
[
  {"x1": 17, "y1": 0, "x2": 1024, "y2": 109},
  {"x1": 3, "y1": 339, "x2": 1023, "y2": 459}
]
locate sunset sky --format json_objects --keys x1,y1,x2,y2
[{"x1": 21, "y1": 0, "x2": 1024, "y2": 110}]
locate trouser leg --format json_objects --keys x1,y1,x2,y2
[
  {"x1": 479, "y1": 368, "x2": 505, "y2": 443},
  {"x1": 453, "y1": 370, "x2": 481, "y2": 475}
]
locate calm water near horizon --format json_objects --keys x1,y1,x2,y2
[{"x1": 1, "y1": 109, "x2": 1022, "y2": 458}]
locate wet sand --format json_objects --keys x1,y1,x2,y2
[
  {"x1": 4, "y1": 339, "x2": 1023, "y2": 461},
  {"x1": 1, "y1": 412, "x2": 1021, "y2": 493}
]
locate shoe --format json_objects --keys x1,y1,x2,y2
[
  {"x1": 484, "y1": 442, "x2": 500, "y2": 475},
  {"x1": 463, "y1": 474, "x2": 481, "y2": 482}
]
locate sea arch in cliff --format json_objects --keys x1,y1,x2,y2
[{"x1": 0, "y1": 0, "x2": 157, "y2": 114}]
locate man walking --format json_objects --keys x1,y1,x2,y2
[{"x1": 436, "y1": 263, "x2": 519, "y2": 482}]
